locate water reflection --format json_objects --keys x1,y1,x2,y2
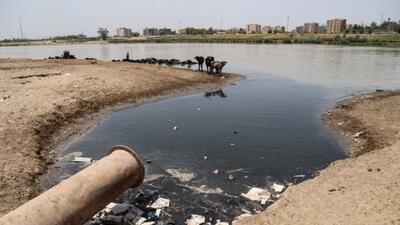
[{"x1": 204, "y1": 89, "x2": 227, "y2": 98}]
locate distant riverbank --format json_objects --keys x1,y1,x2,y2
[{"x1": 2, "y1": 33, "x2": 400, "y2": 47}]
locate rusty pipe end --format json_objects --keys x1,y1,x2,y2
[{"x1": 108, "y1": 145, "x2": 145, "y2": 188}]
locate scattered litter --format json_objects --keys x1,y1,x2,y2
[
  {"x1": 155, "y1": 209, "x2": 162, "y2": 217},
  {"x1": 177, "y1": 184, "x2": 224, "y2": 194},
  {"x1": 110, "y1": 203, "x2": 134, "y2": 215},
  {"x1": 166, "y1": 168, "x2": 194, "y2": 182},
  {"x1": 173, "y1": 126, "x2": 178, "y2": 130},
  {"x1": 215, "y1": 220, "x2": 229, "y2": 225},
  {"x1": 100, "y1": 215, "x2": 123, "y2": 224},
  {"x1": 150, "y1": 197, "x2": 170, "y2": 209},
  {"x1": 212, "y1": 169, "x2": 219, "y2": 175},
  {"x1": 241, "y1": 208, "x2": 251, "y2": 214},
  {"x1": 203, "y1": 156, "x2": 208, "y2": 160},
  {"x1": 271, "y1": 183, "x2": 286, "y2": 193},
  {"x1": 293, "y1": 175, "x2": 306, "y2": 178},
  {"x1": 141, "y1": 222, "x2": 155, "y2": 225},
  {"x1": 186, "y1": 214, "x2": 205, "y2": 225},
  {"x1": 73, "y1": 156, "x2": 92, "y2": 163},
  {"x1": 197, "y1": 108, "x2": 201, "y2": 111},
  {"x1": 146, "y1": 160, "x2": 152, "y2": 164},
  {"x1": 230, "y1": 143, "x2": 235, "y2": 146},
  {"x1": 147, "y1": 211, "x2": 158, "y2": 220},
  {"x1": 103, "y1": 202, "x2": 118, "y2": 213},
  {"x1": 135, "y1": 217, "x2": 147, "y2": 225},
  {"x1": 64, "y1": 73, "x2": 71, "y2": 76},
  {"x1": 241, "y1": 187, "x2": 271, "y2": 205},
  {"x1": 226, "y1": 168, "x2": 248, "y2": 174},
  {"x1": 143, "y1": 174, "x2": 165, "y2": 183},
  {"x1": 352, "y1": 131, "x2": 365, "y2": 139},
  {"x1": 338, "y1": 122, "x2": 344, "y2": 126},
  {"x1": 228, "y1": 174, "x2": 235, "y2": 181}
]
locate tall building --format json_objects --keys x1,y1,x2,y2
[
  {"x1": 158, "y1": 28, "x2": 174, "y2": 36},
  {"x1": 296, "y1": 26, "x2": 304, "y2": 34},
  {"x1": 261, "y1": 26, "x2": 273, "y2": 34},
  {"x1": 116, "y1": 27, "x2": 133, "y2": 37},
  {"x1": 143, "y1": 28, "x2": 159, "y2": 36},
  {"x1": 246, "y1": 24, "x2": 262, "y2": 34},
  {"x1": 304, "y1": 22, "x2": 319, "y2": 33},
  {"x1": 326, "y1": 19, "x2": 347, "y2": 34}
]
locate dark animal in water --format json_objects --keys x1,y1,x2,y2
[
  {"x1": 210, "y1": 61, "x2": 227, "y2": 75},
  {"x1": 205, "y1": 56, "x2": 215, "y2": 74},
  {"x1": 194, "y1": 56, "x2": 205, "y2": 71}
]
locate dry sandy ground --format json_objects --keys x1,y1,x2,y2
[
  {"x1": 236, "y1": 92, "x2": 400, "y2": 225},
  {"x1": 0, "y1": 59, "x2": 241, "y2": 215}
]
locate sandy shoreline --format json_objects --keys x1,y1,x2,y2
[
  {"x1": 236, "y1": 91, "x2": 400, "y2": 225},
  {"x1": 0, "y1": 58, "x2": 243, "y2": 215}
]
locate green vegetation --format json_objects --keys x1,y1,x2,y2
[
  {"x1": 109, "y1": 33, "x2": 400, "y2": 47},
  {"x1": 97, "y1": 27, "x2": 109, "y2": 40}
]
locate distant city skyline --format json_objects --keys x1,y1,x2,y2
[{"x1": 0, "y1": 0, "x2": 399, "y2": 39}]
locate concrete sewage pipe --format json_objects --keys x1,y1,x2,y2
[{"x1": 0, "y1": 145, "x2": 145, "y2": 225}]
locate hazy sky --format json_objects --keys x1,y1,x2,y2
[{"x1": 0, "y1": 0, "x2": 399, "y2": 39}]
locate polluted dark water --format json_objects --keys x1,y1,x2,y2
[{"x1": 3, "y1": 44, "x2": 400, "y2": 224}]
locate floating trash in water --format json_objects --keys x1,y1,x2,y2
[
  {"x1": 203, "y1": 156, "x2": 208, "y2": 160},
  {"x1": 166, "y1": 168, "x2": 194, "y2": 182},
  {"x1": 186, "y1": 214, "x2": 205, "y2": 225},
  {"x1": 228, "y1": 174, "x2": 235, "y2": 181},
  {"x1": 293, "y1": 174, "x2": 306, "y2": 178},
  {"x1": 73, "y1": 156, "x2": 92, "y2": 163},
  {"x1": 212, "y1": 169, "x2": 219, "y2": 175},
  {"x1": 230, "y1": 143, "x2": 235, "y2": 146},
  {"x1": 173, "y1": 126, "x2": 178, "y2": 130},
  {"x1": 241, "y1": 187, "x2": 271, "y2": 205},
  {"x1": 150, "y1": 197, "x2": 170, "y2": 209},
  {"x1": 271, "y1": 183, "x2": 286, "y2": 193}
]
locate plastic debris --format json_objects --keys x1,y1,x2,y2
[
  {"x1": 197, "y1": 108, "x2": 201, "y2": 111},
  {"x1": 203, "y1": 156, "x2": 208, "y2": 160},
  {"x1": 271, "y1": 183, "x2": 286, "y2": 193},
  {"x1": 230, "y1": 143, "x2": 235, "y2": 146},
  {"x1": 73, "y1": 156, "x2": 92, "y2": 163},
  {"x1": 141, "y1": 222, "x2": 155, "y2": 225},
  {"x1": 215, "y1": 220, "x2": 229, "y2": 225},
  {"x1": 173, "y1": 126, "x2": 178, "y2": 130},
  {"x1": 166, "y1": 168, "x2": 194, "y2": 182},
  {"x1": 150, "y1": 197, "x2": 170, "y2": 209},
  {"x1": 352, "y1": 131, "x2": 365, "y2": 139},
  {"x1": 155, "y1": 209, "x2": 162, "y2": 217},
  {"x1": 212, "y1": 169, "x2": 219, "y2": 175},
  {"x1": 186, "y1": 214, "x2": 205, "y2": 225},
  {"x1": 293, "y1": 174, "x2": 306, "y2": 178},
  {"x1": 228, "y1": 174, "x2": 235, "y2": 181},
  {"x1": 241, "y1": 187, "x2": 271, "y2": 205},
  {"x1": 135, "y1": 217, "x2": 147, "y2": 225}
]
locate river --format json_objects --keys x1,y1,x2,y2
[{"x1": 1, "y1": 43, "x2": 399, "y2": 223}]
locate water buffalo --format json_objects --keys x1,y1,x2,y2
[
  {"x1": 194, "y1": 56, "x2": 205, "y2": 71},
  {"x1": 205, "y1": 56, "x2": 215, "y2": 74},
  {"x1": 210, "y1": 61, "x2": 227, "y2": 75}
]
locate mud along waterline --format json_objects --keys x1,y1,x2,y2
[{"x1": 1, "y1": 44, "x2": 400, "y2": 223}]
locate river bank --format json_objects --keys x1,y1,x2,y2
[
  {"x1": 2, "y1": 33, "x2": 400, "y2": 47},
  {"x1": 0, "y1": 58, "x2": 242, "y2": 216},
  {"x1": 236, "y1": 91, "x2": 400, "y2": 225}
]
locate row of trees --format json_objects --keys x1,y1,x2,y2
[{"x1": 347, "y1": 20, "x2": 400, "y2": 34}]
